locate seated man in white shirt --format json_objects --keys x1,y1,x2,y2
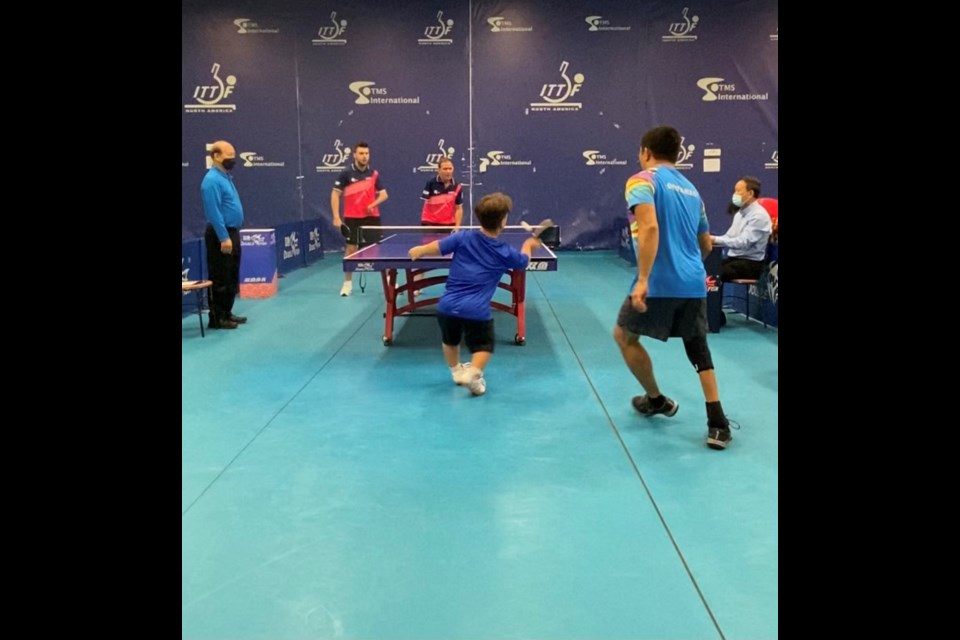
[{"x1": 712, "y1": 176, "x2": 772, "y2": 281}]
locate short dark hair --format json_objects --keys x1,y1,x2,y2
[
  {"x1": 475, "y1": 192, "x2": 512, "y2": 231},
  {"x1": 741, "y1": 176, "x2": 761, "y2": 198},
  {"x1": 640, "y1": 126, "x2": 682, "y2": 162},
  {"x1": 355, "y1": 141, "x2": 370, "y2": 150}
]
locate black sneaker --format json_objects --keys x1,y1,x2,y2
[
  {"x1": 706, "y1": 426, "x2": 732, "y2": 450},
  {"x1": 632, "y1": 394, "x2": 679, "y2": 417}
]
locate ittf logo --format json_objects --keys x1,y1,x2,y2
[
  {"x1": 663, "y1": 7, "x2": 699, "y2": 41},
  {"x1": 417, "y1": 139, "x2": 456, "y2": 173},
  {"x1": 675, "y1": 136, "x2": 696, "y2": 170},
  {"x1": 530, "y1": 61, "x2": 584, "y2": 111},
  {"x1": 419, "y1": 10, "x2": 454, "y2": 44},
  {"x1": 317, "y1": 140, "x2": 352, "y2": 172},
  {"x1": 313, "y1": 11, "x2": 347, "y2": 45},
  {"x1": 186, "y1": 63, "x2": 237, "y2": 113}
]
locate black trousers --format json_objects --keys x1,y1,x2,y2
[
  {"x1": 720, "y1": 257, "x2": 765, "y2": 282},
  {"x1": 204, "y1": 225, "x2": 241, "y2": 321}
]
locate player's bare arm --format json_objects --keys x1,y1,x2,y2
[
  {"x1": 698, "y1": 231, "x2": 712, "y2": 259},
  {"x1": 409, "y1": 240, "x2": 441, "y2": 260}
]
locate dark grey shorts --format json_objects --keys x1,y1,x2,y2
[{"x1": 616, "y1": 296, "x2": 707, "y2": 342}]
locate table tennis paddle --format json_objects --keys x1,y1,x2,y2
[
  {"x1": 520, "y1": 218, "x2": 554, "y2": 238},
  {"x1": 340, "y1": 223, "x2": 351, "y2": 241}
]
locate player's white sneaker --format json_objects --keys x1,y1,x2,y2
[
  {"x1": 451, "y1": 363, "x2": 472, "y2": 385},
  {"x1": 339, "y1": 281, "x2": 352, "y2": 297},
  {"x1": 467, "y1": 370, "x2": 486, "y2": 396}
]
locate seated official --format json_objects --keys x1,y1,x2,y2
[{"x1": 712, "y1": 176, "x2": 772, "y2": 281}]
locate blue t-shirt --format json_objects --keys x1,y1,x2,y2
[
  {"x1": 624, "y1": 166, "x2": 708, "y2": 298},
  {"x1": 200, "y1": 168, "x2": 244, "y2": 242},
  {"x1": 437, "y1": 231, "x2": 529, "y2": 320}
]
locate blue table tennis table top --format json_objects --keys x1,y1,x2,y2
[{"x1": 343, "y1": 231, "x2": 558, "y2": 272}]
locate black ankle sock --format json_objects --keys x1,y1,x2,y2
[
  {"x1": 706, "y1": 401, "x2": 727, "y2": 428},
  {"x1": 649, "y1": 394, "x2": 666, "y2": 408}
]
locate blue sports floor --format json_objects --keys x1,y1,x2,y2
[{"x1": 182, "y1": 252, "x2": 778, "y2": 639}]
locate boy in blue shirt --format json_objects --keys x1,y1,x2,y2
[{"x1": 408, "y1": 193, "x2": 541, "y2": 396}]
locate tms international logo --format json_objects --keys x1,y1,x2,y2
[
  {"x1": 584, "y1": 15, "x2": 631, "y2": 32},
  {"x1": 185, "y1": 63, "x2": 237, "y2": 113},
  {"x1": 582, "y1": 150, "x2": 627, "y2": 166},
  {"x1": 764, "y1": 150, "x2": 778, "y2": 170},
  {"x1": 308, "y1": 226, "x2": 322, "y2": 252},
  {"x1": 417, "y1": 139, "x2": 456, "y2": 173},
  {"x1": 675, "y1": 136, "x2": 696, "y2": 170},
  {"x1": 240, "y1": 152, "x2": 285, "y2": 168},
  {"x1": 312, "y1": 11, "x2": 347, "y2": 45},
  {"x1": 487, "y1": 16, "x2": 533, "y2": 32},
  {"x1": 283, "y1": 232, "x2": 300, "y2": 259},
  {"x1": 233, "y1": 18, "x2": 279, "y2": 34},
  {"x1": 662, "y1": 7, "x2": 699, "y2": 42},
  {"x1": 316, "y1": 140, "x2": 352, "y2": 172},
  {"x1": 770, "y1": 27, "x2": 778, "y2": 42},
  {"x1": 348, "y1": 81, "x2": 420, "y2": 105},
  {"x1": 418, "y1": 10, "x2": 454, "y2": 44},
  {"x1": 529, "y1": 61, "x2": 584, "y2": 112},
  {"x1": 478, "y1": 150, "x2": 532, "y2": 173},
  {"x1": 243, "y1": 233, "x2": 268, "y2": 246},
  {"x1": 696, "y1": 77, "x2": 769, "y2": 102}
]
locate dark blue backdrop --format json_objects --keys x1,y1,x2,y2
[{"x1": 182, "y1": 0, "x2": 778, "y2": 251}]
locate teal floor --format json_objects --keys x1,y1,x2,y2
[{"x1": 182, "y1": 252, "x2": 778, "y2": 640}]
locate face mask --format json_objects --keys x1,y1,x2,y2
[
  {"x1": 731, "y1": 193, "x2": 743, "y2": 207},
  {"x1": 222, "y1": 158, "x2": 236, "y2": 170}
]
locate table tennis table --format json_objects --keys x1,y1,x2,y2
[{"x1": 343, "y1": 229, "x2": 558, "y2": 345}]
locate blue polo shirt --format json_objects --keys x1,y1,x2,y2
[
  {"x1": 624, "y1": 165, "x2": 708, "y2": 298},
  {"x1": 437, "y1": 231, "x2": 529, "y2": 320},
  {"x1": 201, "y1": 167, "x2": 244, "y2": 242}
]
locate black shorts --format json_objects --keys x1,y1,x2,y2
[
  {"x1": 616, "y1": 296, "x2": 707, "y2": 342},
  {"x1": 344, "y1": 217, "x2": 382, "y2": 246},
  {"x1": 437, "y1": 313, "x2": 495, "y2": 353}
]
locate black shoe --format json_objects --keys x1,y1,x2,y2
[
  {"x1": 632, "y1": 394, "x2": 679, "y2": 417},
  {"x1": 706, "y1": 425, "x2": 732, "y2": 450},
  {"x1": 209, "y1": 318, "x2": 239, "y2": 330},
  {"x1": 227, "y1": 314, "x2": 247, "y2": 324}
]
